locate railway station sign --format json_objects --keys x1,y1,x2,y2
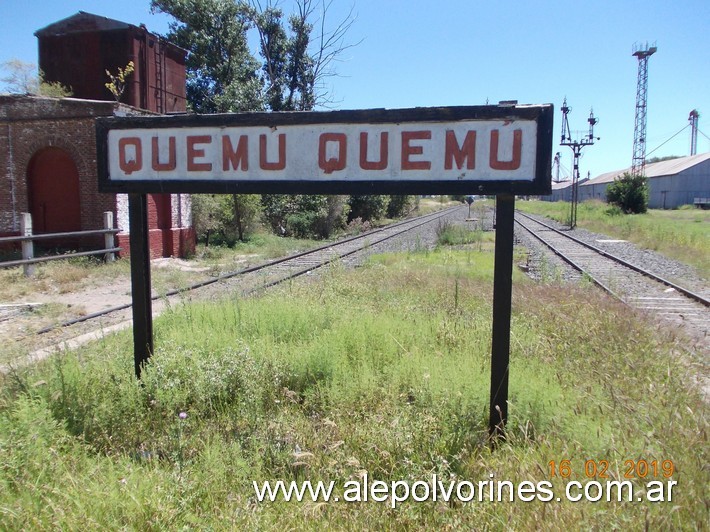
[
  {"x1": 96, "y1": 102, "x2": 553, "y2": 438},
  {"x1": 97, "y1": 104, "x2": 553, "y2": 195}
]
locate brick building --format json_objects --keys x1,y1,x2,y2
[
  {"x1": 0, "y1": 11, "x2": 194, "y2": 258},
  {"x1": 0, "y1": 95, "x2": 194, "y2": 257}
]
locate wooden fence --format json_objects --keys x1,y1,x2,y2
[{"x1": 0, "y1": 212, "x2": 121, "y2": 276}]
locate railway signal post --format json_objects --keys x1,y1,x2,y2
[{"x1": 560, "y1": 98, "x2": 599, "y2": 229}]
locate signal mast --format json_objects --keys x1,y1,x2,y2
[{"x1": 560, "y1": 98, "x2": 599, "y2": 229}]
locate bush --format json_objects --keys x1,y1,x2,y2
[
  {"x1": 191, "y1": 194, "x2": 223, "y2": 244},
  {"x1": 606, "y1": 172, "x2": 648, "y2": 214},
  {"x1": 346, "y1": 217, "x2": 372, "y2": 235},
  {"x1": 224, "y1": 194, "x2": 262, "y2": 242},
  {"x1": 286, "y1": 211, "x2": 318, "y2": 239},
  {"x1": 347, "y1": 195, "x2": 390, "y2": 222},
  {"x1": 191, "y1": 194, "x2": 261, "y2": 245},
  {"x1": 386, "y1": 195, "x2": 416, "y2": 218},
  {"x1": 261, "y1": 195, "x2": 349, "y2": 239}
]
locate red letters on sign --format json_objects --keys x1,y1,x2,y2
[
  {"x1": 187, "y1": 135, "x2": 213, "y2": 171},
  {"x1": 151, "y1": 136, "x2": 176, "y2": 171},
  {"x1": 260, "y1": 134, "x2": 286, "y2": 170},
  {"x1": 319, "y1": 133, "x2": 347, "y2": 174},
  {"x1": 222, "y1": 135, "x2": 249, "y2": 171},
  {"x1": 116, "y1": 125, "x2": 528, "y2": 178},
  {"x1": 359, "y1": 132, "x2": 389, "y2": 170},
  {"x1": 489, "y1": 129, "x2": 522, "y2": 170},
  {"x1": 444, "y1": 130, "x2": 476, "y2": 170},
  {"x1": 118, "y1": 137, "x2": 142, "y2": 175},
  {"x1": 401, "y1": 131, "x2": 431, "y2": 170}
]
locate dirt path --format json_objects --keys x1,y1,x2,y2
[{"x1": 0, "y1": 258, "x2": 218, "y2": 370}]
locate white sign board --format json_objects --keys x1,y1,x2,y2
[{"x1": 97, "y1": 104, "x2": 553, "y2": 194}]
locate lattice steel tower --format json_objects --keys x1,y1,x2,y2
[{"x1": 631, "y1": 42, "x2": 657, "y2": 175}]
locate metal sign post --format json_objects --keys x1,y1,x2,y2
[
  {"x1": 465, "y1": 195, "x2": 474, "y2": 219},
  {"x1": 489, "y1": 193, "x2": 515, "y2": 437},
  {"x1": 97, "y1": 103, "x2": 553, "y2": 434},
  {"x1": 128, "y1": 193, "x2": 153, "y2": 378}
]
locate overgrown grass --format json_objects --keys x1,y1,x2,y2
[
  {"x1": 195, "y1": 230, "x2": 323, "y2": 262},
  {"x1": 416, "y1": 197, "x2": 463, "y2": 215},
  {"x1": 0, "y1": 256, "x2": 129, "y2": 301},
  {"x1": 0, "y1": 249, "x2": 706, "y2": 529},
  {"x1": 436, "y1": 201, "x2": 494, "y2": 250},
  {"x1": 517, "y1": 199, "x2": 710, "y2": 277},
  {"x1": 436, "y1": 220, "x2": 492, "y2": 249}
]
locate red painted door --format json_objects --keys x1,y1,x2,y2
[{"x1": 27, "y1": 147, "x2": 81, "y2": 233}]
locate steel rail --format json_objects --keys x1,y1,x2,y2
[
  {"x1": 515, "y1": 211, "x2": 710, "y2": 307},
  {"x1": 514, "y1": 215, "x2": 620, "y2": 299},
  {"x1": 37, "y1": 206, "x2": 461, "y2": 334}
]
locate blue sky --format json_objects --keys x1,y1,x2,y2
[{"x1": 1, "y1": 0, "x2": 709, "y2": 179}]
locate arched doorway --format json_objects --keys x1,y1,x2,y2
[{"x1": 27, "y1": 147, "x2": 81, "y2": 233}]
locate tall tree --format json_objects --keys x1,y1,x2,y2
[
  {"x1": 151, "y1": 0, "x2": 356, "y2": 112},
  {"x1": 151, "y1": 0, "x2": 263, "y2": 113},
  {"x1": 150, "y1": 0, "x2": 357, "y2": 242},
  {"x1": 249, "y1": 0, "x2": 317, "y2": 111}
]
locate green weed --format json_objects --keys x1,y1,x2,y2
[{"x1": 0, "y1": 249, "x2": 706, "y2": 529}]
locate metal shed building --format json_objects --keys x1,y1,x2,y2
[
  {"x1": 578, "y1": 153, "x2": 710, "y2": 209},
  {"x1": 540, "y1": 178, "x2": 589, "y2": 202}
]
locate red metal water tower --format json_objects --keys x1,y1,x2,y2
[{"x1": 35, "y1": 11, "x2": 187, "y2": 114}]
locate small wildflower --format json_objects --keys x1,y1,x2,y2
[{"x1": 179, "y1": 412, "x2": 187, "y2": 420}]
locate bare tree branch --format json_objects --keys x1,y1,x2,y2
[{"x1": 309, "y1": 0, "x2": 360, "y2": 107}]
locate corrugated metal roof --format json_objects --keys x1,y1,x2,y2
[
  {"x1": 551, "y1": 180, "x2": 573, "y2": 190},
  {"x1": 645, "y1": 152, "x2": 710, "y2": 176},
  {"x1": 34, "y1": 11, "x2": 188, "y2": 54},
  {"x1": 582, "y1": 152, "x2": 710, "y2": 186},
  {"x1": 35, "y1": 11, "x2": 132, "y2": 37}
]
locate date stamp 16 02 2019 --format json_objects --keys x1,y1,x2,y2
[{"x1": 548, "y1": 459, "x2": 675, "y2": 479}]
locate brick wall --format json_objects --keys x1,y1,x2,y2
[
  {"x1": 0, "y1": 95, "x2": 195, "y2": 257},
  {"x1": 116, "y1": 227, "x2": 196, "y2": 260},
  {"x1": 0, "y1": 123, "x2": 16, "y2": 234}
]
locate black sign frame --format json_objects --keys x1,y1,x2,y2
[{"x1": 97, "y1": 104, "x2": 553, "y2": 196}]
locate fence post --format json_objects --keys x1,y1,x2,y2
[
  {"x1": 104, "y1": 211, "x2": 115, "y2": 262},
  {"x1": 20, "y1": 213, "x2": 35, "y2": 277}
]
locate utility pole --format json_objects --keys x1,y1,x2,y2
[
  {"x1": 631, "y1": 43, "x2": 657, "y2": 175},
  {"x1": 560, "y1": 98, "x2": 599, "y2": 229}
]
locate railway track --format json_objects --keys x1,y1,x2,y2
[
  {"x1": 33, "y1": 205, "x2": 462, "y2": 338},
  {"x1": 515, "y1": 211, "x2": 710, "y2": 347}
]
